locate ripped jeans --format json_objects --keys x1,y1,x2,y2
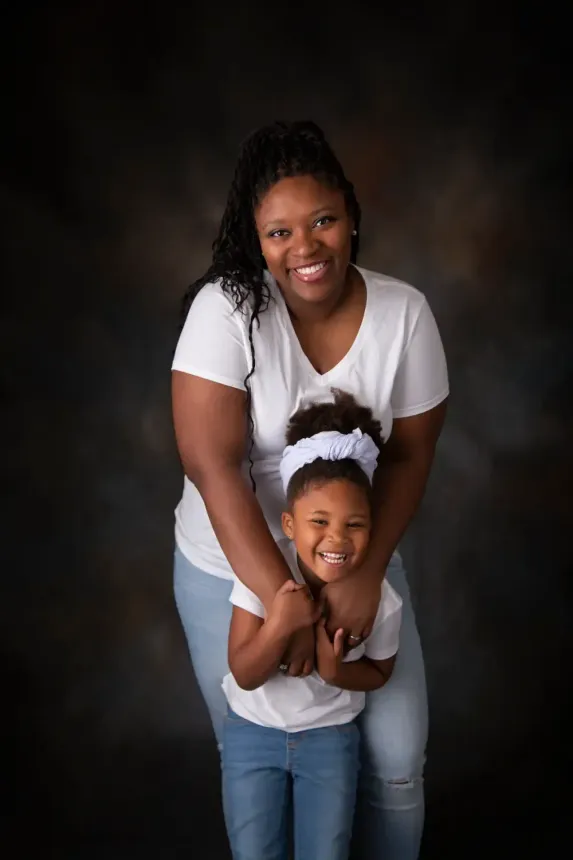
[{"x1": 174, "y1": 546, "x2": 428, "y2": 860}]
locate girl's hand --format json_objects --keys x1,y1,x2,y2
[
  {"x1": 315, "y1": 618, "x2": 345, "y2": 684},
  {"x1": 282, "y1": 625, "x2": 316, "y2": 677},
  {"x1": 267, "y1": 580, "x2": 321, "y2": 638},
  {"x1": 321, "y1": 572, "x2": 381, "y2": 646}
]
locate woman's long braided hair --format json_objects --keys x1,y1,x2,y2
[{"x1": 180, "y1": 121, "x2": 362, "y2": 487}]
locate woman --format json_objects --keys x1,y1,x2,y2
[{"x1": 171, "y1": 120, "x2": 448, "y2": 860}]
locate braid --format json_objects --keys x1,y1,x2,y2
[{"x1": 179, "y1": 121, "x2": 362, "y2": 489}]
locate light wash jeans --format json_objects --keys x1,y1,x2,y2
[
  {"x1": 223, "y1": 706, "x2": 360, "y2": 860},
  {"x1": 174, "y1": 546, "x2": 428, "y2": 860}
]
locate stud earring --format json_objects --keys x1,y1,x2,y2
[{"x1": 352, "y1": 229, "x2": 357, "y2": 236}]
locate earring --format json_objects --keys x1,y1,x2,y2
[{"x1": 352, "y1": 229, "x2": 357, "y2": 236}]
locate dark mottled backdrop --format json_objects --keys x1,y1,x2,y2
[{"x1": 3, "y1": 3, "x2": 572, "y2": 858}]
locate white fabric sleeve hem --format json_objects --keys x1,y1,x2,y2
[
  {"x1": 390, "y1": 297, "x2": 449, "y2": 416},
  {"x1": 364, "y1": 600, "x2": 402, "y2": 661},
  {"x1": 391, "y1": 386, "x2": 449, "y2": 419},
  {"x1": 172, "y1": 281, "x2": 250, "y2": 392},
  {"x1": 229, "y1": 579, "x2": 265, "y2": 619},
  {"x1": 171, "y1": 363, "x2": 247, "y2": 392},
  {"x1": 365, "y1": 643, "x2": 400, "y2": 661}
]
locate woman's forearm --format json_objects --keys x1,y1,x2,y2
[
  {"x1": 365, "y1": 453, "x2": 434, "y2": 578},
  {"x1": 363, "y1": 403, "x2": 447, "y2": 580},
  {"x1": 229, "y1": 620, "x2": 291, "y2": 691},
  {"x1": 193, "y1": 466, "x2": 292, "y2": 609}
]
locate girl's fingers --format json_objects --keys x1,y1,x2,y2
[
  {"x1": 333, "y1": 628, "x2": 345, "y2": 656},
  {"x1": 278, "y1": 579, "x2": 301, "y2": 594},
  {"x1": 315, "y1": 617, "x2": 329, "y2": 640}
]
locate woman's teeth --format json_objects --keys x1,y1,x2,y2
[
  {"x1": 319, "y1": 552, "x2": 348, "y2": 566},
  {"x1": 295, "y1": 262, "x2": 327, "y2": 275}
]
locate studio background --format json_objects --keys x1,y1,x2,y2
[{"x1": 4, "y1": 3, "x2": 572, "y2": 857}]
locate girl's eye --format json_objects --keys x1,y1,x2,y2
[
  {"x1": 268, "y1": 229, "x2": 289, "y2": 238},
  {"x1": 315, "y1": 215, "x2": 335, "y2": 228},
  {"x1": 312, "y1": 519, "x2": 327, "y2": 526},
  {"x1": 348, "y1": 522, "x2": 365, "y2": 529}
]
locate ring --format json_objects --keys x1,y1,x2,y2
[
  {"x1": 348, "y1": 635, "x2": 362, "y2": 642},
  {"x1": 279, "y1": 663, "x2": 289, "y2": 673}
]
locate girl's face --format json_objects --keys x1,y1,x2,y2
[
  {"x1": 255, "y1": 175, "x2": 354, "y2": 311},
  {"x1": 281, "y1": 479, "x2": 371, "y2": 584}
]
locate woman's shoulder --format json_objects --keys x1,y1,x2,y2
[
  {"x1": 188, "y1": 274, "x2": 279, "y2": 323},
  {"x1": 188, "y1": 277, "x2": 242, "y2": 314}
]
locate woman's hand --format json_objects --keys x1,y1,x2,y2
[
  {"x1": 281, "y1": 625, "x2": 316, "y2": 677},
  {"x1": 321, "y1": 572, "x2": 381, "y2": 646},
  {"x1": 315, "y1": 618, "x2": 345, "y2": 684}
]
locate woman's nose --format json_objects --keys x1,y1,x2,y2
[{"x1": 292, "y1": 227, "x2": 319, "y2": 258}]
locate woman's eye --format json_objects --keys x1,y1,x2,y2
[
  {"x1": 268, "y1": 229, "x2": 289, "y2": 238},
  {"x1": 314, "y1": 216, "x2": 335, "y2": 228}
]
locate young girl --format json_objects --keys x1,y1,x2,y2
[{"x1": 221, "y1": 391, "x2": 403, "y2": 860}]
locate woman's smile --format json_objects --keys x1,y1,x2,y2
[{"x1": 290, "y1": 260, "x2": 331, "y2": 283}]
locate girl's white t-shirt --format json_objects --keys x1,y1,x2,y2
[
  {"x1": 222, "y1": 540, "x2": 403, "y2": 733},
  {"x1": 172, "y1": 266, "x2": 449, "y2": 578}
]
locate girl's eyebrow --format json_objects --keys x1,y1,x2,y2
[{"x1": 308, "y1": 510, "x2": 367, "y2": 518}]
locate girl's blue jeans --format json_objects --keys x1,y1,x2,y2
[{"x1": 223, "y1": 707, "x2": 359, "y2": 860}]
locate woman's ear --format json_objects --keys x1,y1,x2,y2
[{"x1": 281, "y1": 511, "x2": 294, "y2": 540}]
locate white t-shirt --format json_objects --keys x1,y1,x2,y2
[
  {"x1": 172, "y1": 265, "x2": 449, "y2": 578},
  {"x1": 222, "y1": 540, "x2": 403, "y2": 732}
]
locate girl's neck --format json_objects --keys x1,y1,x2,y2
[{"x1": 296, "y1": 555, "x2": 326, "y2": 600}]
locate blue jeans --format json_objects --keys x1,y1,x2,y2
[
  {"x1": 174, "y1": 546, "x2": 428, "y2": 860},
  {"x1": 222, "y1": 707, "x2": 360, "y2": 860}
]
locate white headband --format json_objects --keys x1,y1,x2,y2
[{"x1": 280, "y1": 429, "x2": 379, "y2": 495}]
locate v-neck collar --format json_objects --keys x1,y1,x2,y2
[{"x1": 270, "y1": 264, "x2": 371, "y2": 382}]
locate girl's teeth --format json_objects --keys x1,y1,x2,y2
[
  {"x1": 320, "y1": 552, "x2": 347, "y2": 565},
  {"x1": 295, "y1": 262, "x2": 326, "y2": 275}
]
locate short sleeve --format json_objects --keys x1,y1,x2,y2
[
  {"x1": 364, "y1": 583, "x2": 402, "y2": 660},
  {"x1": 391, "y1": 298, "x2": 449, "y2": 418},
  {"x1": 229, "y1": 578, "x2": 265, "y2": 619},
  {"x1": 172, "y1": 282, "x2": 249, "y2": 391}
]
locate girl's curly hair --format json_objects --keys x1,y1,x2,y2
[
  {"x1": 285, "y1": 389, "x2": 383, "y2": 504},
  {"x1": 180, "y1": 121, "x2": 361, "y2": 489}
]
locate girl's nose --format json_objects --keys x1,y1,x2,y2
[{"x1": 327, "y1": 525, "x2": 346, "y2": 544}]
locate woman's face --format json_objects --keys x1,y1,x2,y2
[{"x1": 254, "y1": 175, "x2": 354, "y2": 308}]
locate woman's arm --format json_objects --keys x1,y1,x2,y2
[
  {"x1": 172, "y1": 371, "x2": 293, "y2": 610},
  {"x1": 173, "y1": 371, "x2": 315, "y2": 676},
  {"x1": 323, "y1": 401, "x2": 447, "y2": 640},
  {"x1": 365, "y1": 401, "x2": 448, "y2": 576}
]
